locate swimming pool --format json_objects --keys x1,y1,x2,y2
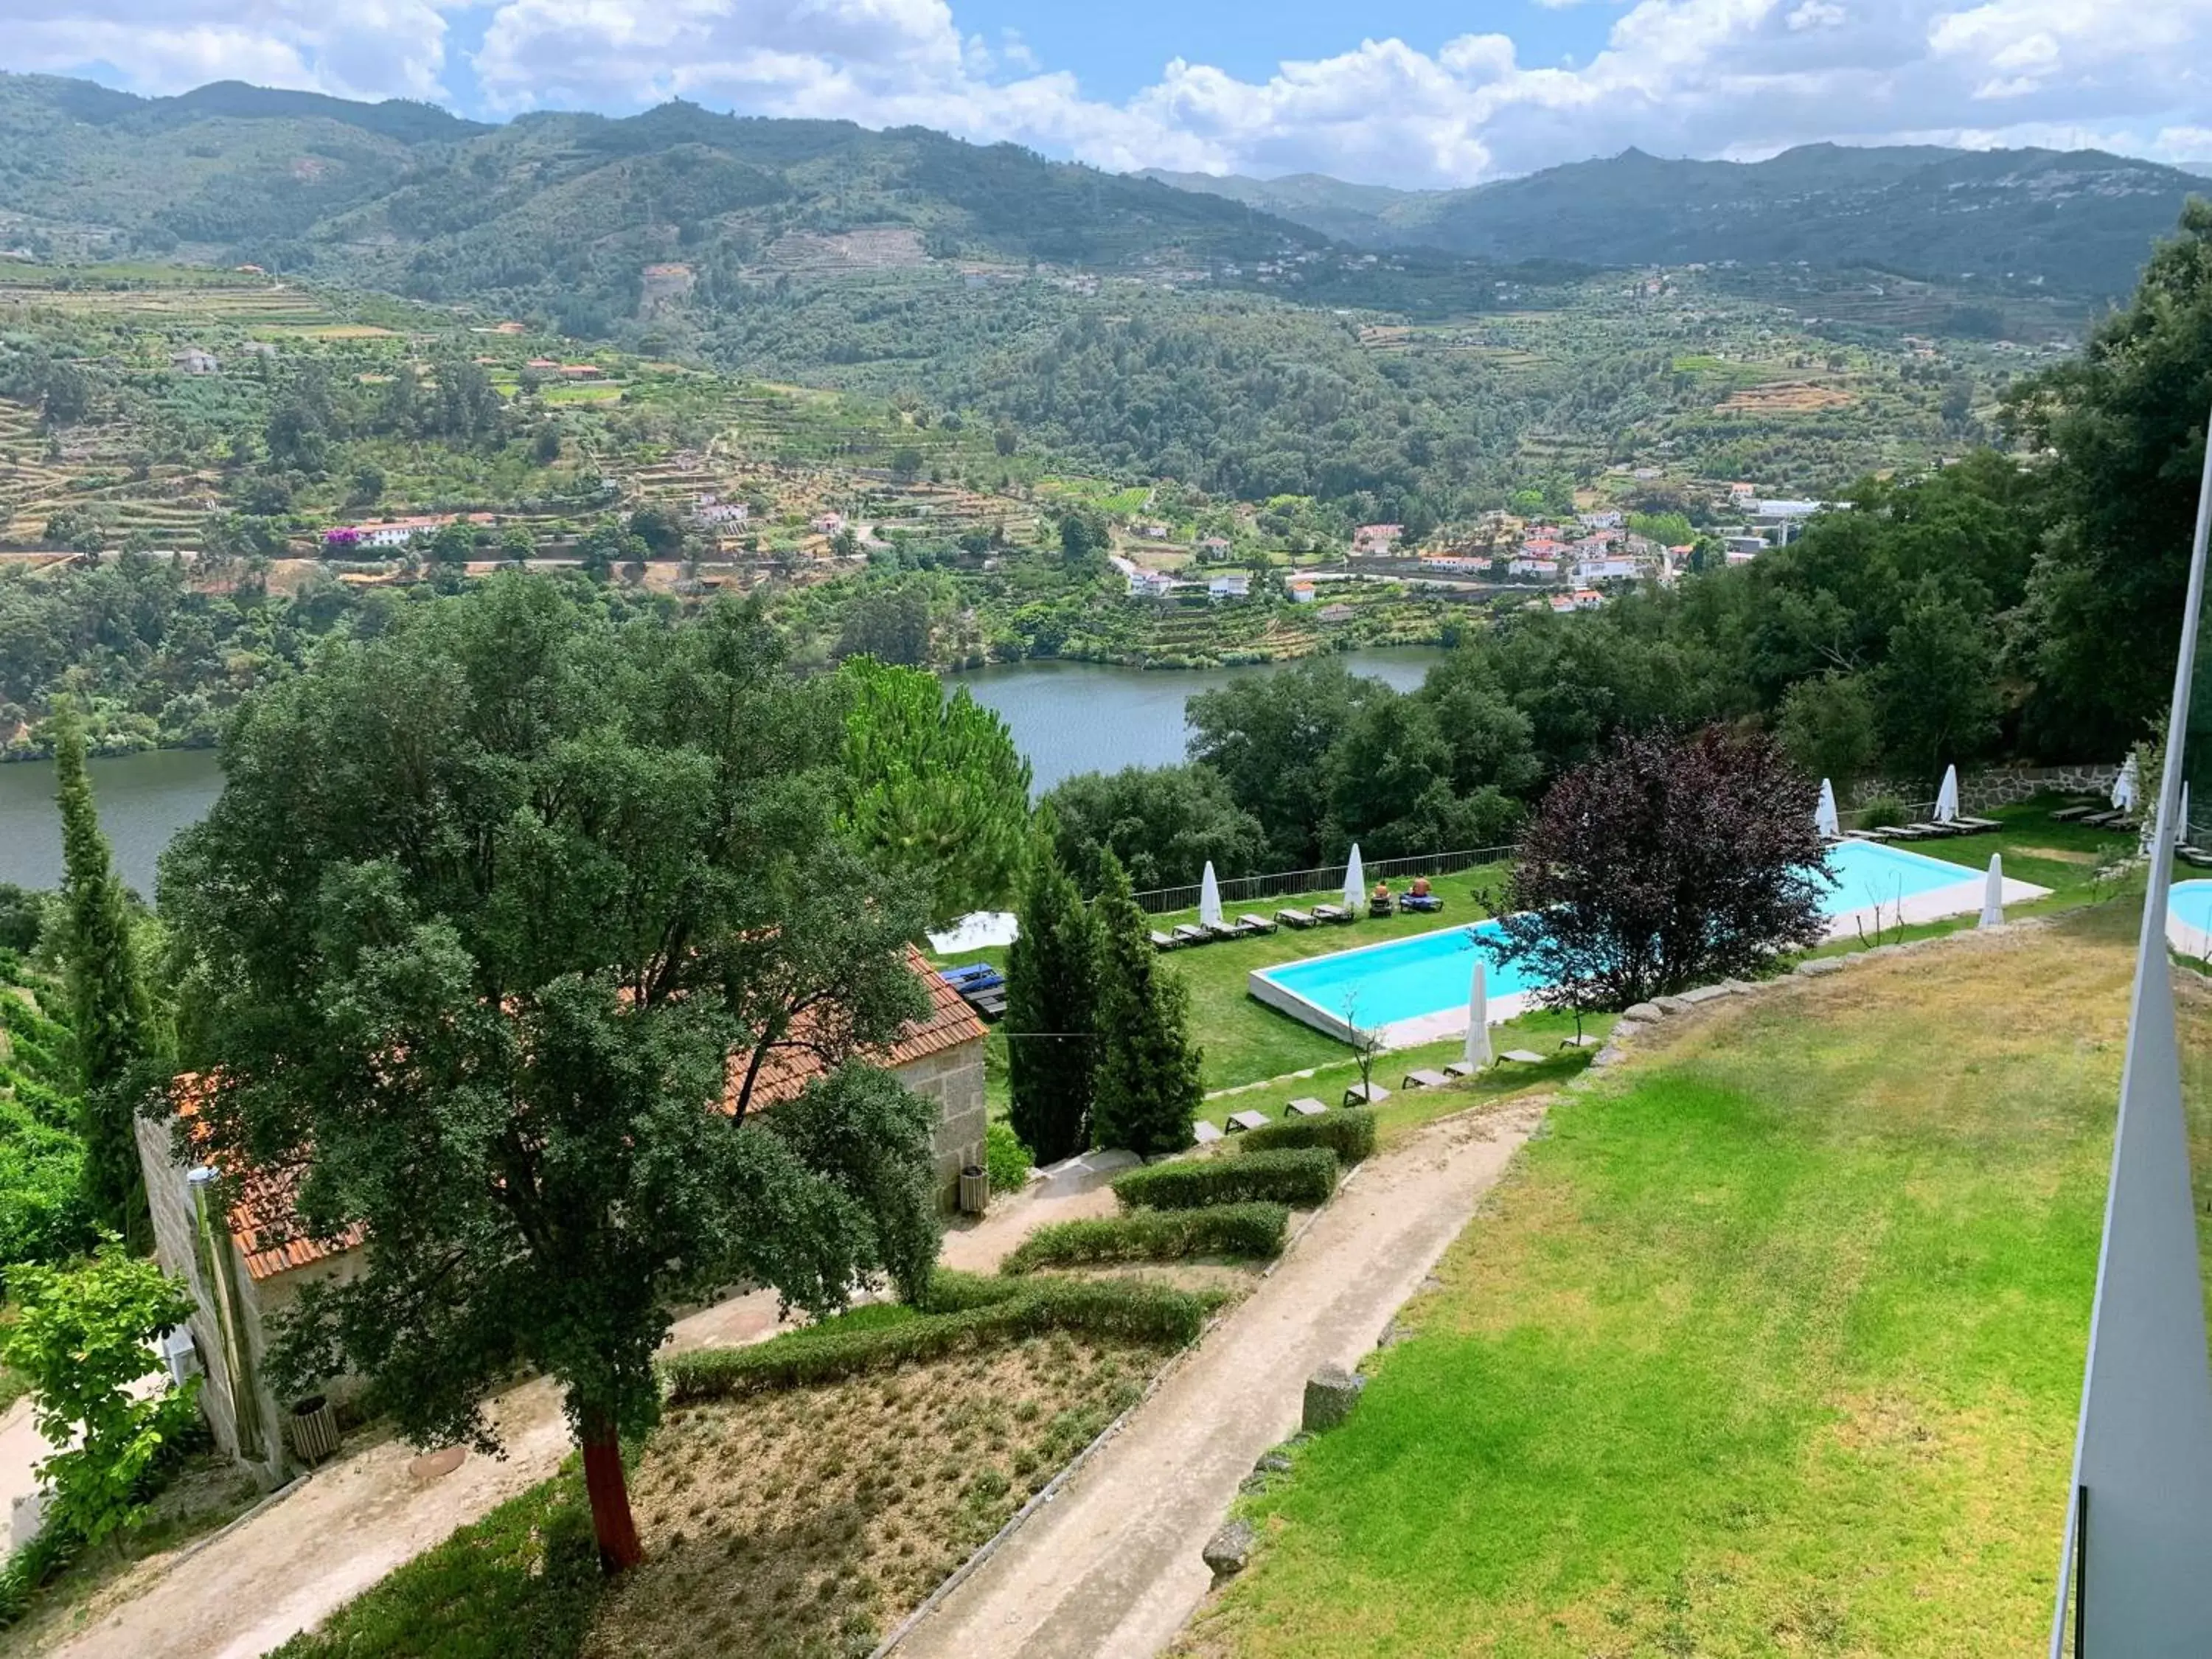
[
  {"x1": 2171, "y1": 880, "x2": 2212, "y2": 960},
  {"x1": 1250, "y1": 838, "x2": 2033, "y2": 1044}
]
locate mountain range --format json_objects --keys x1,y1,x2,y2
[
  {"x1": 1146, "y1": 144, "x2": 2207, "y2": 298},
  {"x1": 0, "y1": 72, "x2": 2201, "y2": 320}
]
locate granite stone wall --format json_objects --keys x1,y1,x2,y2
[{"x1": 897, "y1": 1039, "x2": 989, "y2": 1209}]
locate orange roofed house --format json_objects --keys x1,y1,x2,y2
[{"x1": 136, "y1": 947, "x2": 987, "y2": 1482}]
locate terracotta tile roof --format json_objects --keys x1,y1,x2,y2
[
  {"x1": 176, "y1": 950, "x2": 981, "y2": 1279},
  {"x1": 725, "y1": 946, "x2": 987, "y2": 1112},
  {"x1": 170, "y1": 1077, "x2": 368, "y2": 1283}
]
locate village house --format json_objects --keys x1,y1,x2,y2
[
  {"x1": 137, "y1": 949, "x2": 986, "y2": 1483},
  {"x1": 1508, "y1": 557, "x2": 1559, "y2": 579},
  {"x1": 1127, "y1": 568, "x2": 1178, "y2": 599},
  {"x1": 811, "y1": 511, "x2": 846, "y2": 536},
  {"x1": 1317, "y1": 602, "x2": 1356, "y2": 624},
  {"x1": 1207, "y1": 573, "x2": 1251, "y2": 600},
  {"x1": 1352, "y1": 524, "x2": 1402, "y2": 555},
  {"x1": 693, "y1": 493, "x2": 749, "y2": 526},
  {"x1": 1286, "y1": 578, "x2": 1317, "y2": 603},
  {"x1": 170, "y1": 347, "x2": 218, "y2": 375}
]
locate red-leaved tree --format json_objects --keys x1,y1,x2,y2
[{"x1": 1484, "y1": 726, "x2": 1829, "y2": 1009}]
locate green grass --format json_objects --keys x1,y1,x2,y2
[{"x1": 1183, "y1": 902, "x2": 2165, "y2": 1658}]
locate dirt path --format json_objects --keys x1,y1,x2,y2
[
  {"x1": 895, "y1": 1099, "x2": 1547, "y2": 1659},
  {"x1": 32, "y1": 1177, "x2": 1124, "y2": 1659}
]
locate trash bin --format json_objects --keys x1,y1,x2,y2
[
  {"x1": 958, "y1": 1164, "x2": 990, "y2": 1216},
  {"x1": 289, "y1": 1394, "x2": 341, "y2": 1463}
]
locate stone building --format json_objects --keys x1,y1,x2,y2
[{"x1": 136, "y1": 946, "x2": 987, "y2": 1479}]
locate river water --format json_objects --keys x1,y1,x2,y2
[{"x1": 0, "y1": 648, "x2": 1453, "y2": 895}]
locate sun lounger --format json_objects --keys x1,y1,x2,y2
[
  {"x1": 2081, "y1": 810, "x2": 2129, "y2": 828},
  {"x1": 1499, "y1": 1049, "x2": 1545, "y2": 1065},
  {"x1": 1226, "y1": 1109, "x2": 1272, "y2": 1133},
  {"x1": 2051, "y1": 804, "x2": 2098, "y2": 822},
  {"x1": 1444, "y1": 1059, "x2": 1484, "y2": 1077},
  {"x1": 1193, "y1": 1120, "x2": 1224, "y2": 1144},
  {"x1": 1401, "y1": 894, "x2": 1444, "y2": 913},
  {"x1": 1401, "y1": 1068, "x2": 1452, "y2": 1090},
  {"x1": 1203, "y1": 920, "x2": 1243, "y2": 942},
  {"x1": 1312, "y1": 903, "x2": 1352, "y2": 925},
  {"x1": 1150, "y1": 929, "x2": 1180, "y2": 951},
  {"x1": 1559, "y1": 1033, "x2": 1601, "y2": 1049},
  {"x1": 1285, "y1": 1097, "x2": 1328, "y2": 1116},
  {"x1": 2182, "y1": 847, "x2": 2212, "y2": 868},
  {"x1": 1343, "y1": 1080, "x2": 1391, "y2": 1107},
  {"x1": 1843, "y1": 827, "x2": 1896, "y2": 842},
  {"x1": 1903, "y1": 822, "x2": 1959, "y2": 839},
  {"x1": 1368, "y1": 895, "x2": 1395, "y2": 917},
  {"x1": 1172, "y1": 924, "x2": 1210, "y2": 947},
  {"x1": 1276, "y1": 908, "x2": 1316, "y2": 929},
  {"x1": 1944, "y1": 815, "x2": 2002, "y2": 832},
  {"x1": 1234, "y1": 914, "x2": 1279, "y2": 937}
]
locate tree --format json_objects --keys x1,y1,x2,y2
[
  {"x1": 1484, "y1": 726, "x2": 1829, "y2": 1009},
  {"x1": 627, "y1": 505, "x2": 686, "y2": 559},
  {"x1": 835, "y1": 578, "x2": 934, "y2": 666},
  {"x1": 838, "y1": 658, "x2": 1033, "y2": 925},
  {"x1": 1, "y1": 1242, "x2": 198, "y2": 1547},
  {"x1": 1005, "y1": 839, "x2": 1099, "y2": 1166},
  {"x1": 53, "y1": 702, "x2": 153, "y2": 1248},
  {"x1": 1040, "y1": 764, "x2": 1269, "y2": 895},
  {"x1": 1188, "y1": 661, "x2": 1377, "y2": 868},
  {"x1": 1058, "y1": 507, "x2": 1110, "y2": 574},
  {"x1": 1877, "y1": 579, "x2": 2002, "y2": 787},
  {"x1": 888, "y1": 445, "x2": 924, "y2": 484},
  {"x1": 158, "y1": 580, "x2": 945, "y2": 1573},
  {"x1": 1775, "y1": 670, "x2": 1878, "y2": 790},
  {"x1": 1087, "y1": 856, "x2": 1200, "y2": 1156}
]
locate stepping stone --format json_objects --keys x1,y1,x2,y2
[
  {"x1": 1285, "y1": 1096, "x2": 1329, "y2": 1116},
  {"x1": 1227, "y1": 1110, "x2": 1272, "y2": 1133},
  {"x1": 1343, "y1": 1081, "x2": 1391, "y2": 1107},
  {"x1": 1499, "y1": 1049, "x2": 1545, "y2": 1065},
  {"x1": 1400, "y1": 1068, "x2": 1452, "y2": 1090},
  {"x1": 1192, "y1": 1120, "x2": 1224, "y2": 1144}
]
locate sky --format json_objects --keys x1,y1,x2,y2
[{"x1": 7, "y1": 0, "x2": 2212, "y2": 188}]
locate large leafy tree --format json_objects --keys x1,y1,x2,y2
[
  {"x1": 159, "y1": 578, "x2": 942, "y2": 1572},
  {"x1": 1087, "y1": 855, "x2": 1201, "y2": 1157},
  {"x1": 1187, "y1": 661, "x2": 1377, "y2": 869},
  {"x1": 1004, "y1": 838, "x2": 1099, "y2": 1166},
  {"x1": 52, "y1": 700, "x2": 155, "y2": 1249},
  {"x1": 2008, "y1": 200, "x2": 2212, "y2": 755},
  {"x1": 1040, "y1": 763, "x2": 1268, "y2": 896},
  {"x1": 1484, "y1": 726, "x2": 1828, "y2": 1009},
  {"x1": 838, "y1": 657, "x2": 1034, "y2": 925}
]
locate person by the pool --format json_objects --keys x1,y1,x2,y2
[
  {"x1": 1372, "y1": 878, "x2": 1391, "y2": 906},
  {"x1": 1409, "y1": 876, "x2": 1431, "y2": 900}
]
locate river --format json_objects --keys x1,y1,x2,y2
[{"x1": 0, "y1": 648, "x2": 1453, "y2": 895}]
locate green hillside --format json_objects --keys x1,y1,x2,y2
[{"x1": 1150, "y1": 143, "x2": 2205, "y2": 299}]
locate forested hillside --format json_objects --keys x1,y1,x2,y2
[{"x1": 1150, "y1": 144, "x2": 2205, "y2": 300}]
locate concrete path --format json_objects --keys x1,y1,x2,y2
[
  {"x1": 1, "y1": 1399, "x2": 46, "y2": 1547},
  {"x1": 897, "y1": 1099, "x2": 1546, "y2": 1659},
  {"x1": 35, "y1": 1173, "x2": 1125, "y2": 1659}
]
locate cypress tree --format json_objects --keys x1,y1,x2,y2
[
  {"x1": 52, "y1": 703, "x2": 153, "y2": 1248},
  {"x1": 1088, "y1": 854, "x2": 1202, "y2": 1157},
  {"x1": 1005, "y1": 839, "x2": 1099, "y2": 1166}
]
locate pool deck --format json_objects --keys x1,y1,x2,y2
[{"x1": 1251, "y1": 866, "x2": 2053, "y2": 1051}]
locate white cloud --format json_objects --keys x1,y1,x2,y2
[
  {"x1": 3, "y1": 0, "x2": 454, "y2": 102},
  {"x1": 10, "y1": 0, "x2": 2212, "y2": 187}
]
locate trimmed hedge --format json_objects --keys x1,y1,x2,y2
[
  {"x1": 999, "y1": 1203, "x2": 1290, "y2": 1275},
  {"x1": 1237, "y1": 1107, "x2": 1377, "y2": 1164},
  {"x1": 661, "y1": 1278, "x2": 1211, "y2": 1402},
  {"x1": 1111, "y1": 1147, "x2": 1339, "y2": 1212}
]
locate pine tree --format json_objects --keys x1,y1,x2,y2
[
  {"x1": 52, "y1": 702, "x2": 154, "y2": 1250},
  {"x1": 1005, "y1": 840, "x2": 1099, "y2": 1166},
  {"x1": 1088, "y1": 854, "x2": 1202, "y2": 1157}
]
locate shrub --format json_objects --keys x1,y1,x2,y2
[
  {"x1": 1237, "y1": 1108, "x2": 1377, "y2": 1164},
  {"x1": 1857, "y1": 795, "x2": 1909, "y2": 828},
  {"x1": 1110, "y1": 1147, "x2": 1339, "y2": 1211},
  {"x1": 985, "y1": 1121, "x2": 1033, "y2": 1197},
  {"x1": 662, "y1": 1279, "x2": 1210, "y2": 1401},
  {"x1": 999, "y1": 1203, "x2": 1290, "y2": 1274}
]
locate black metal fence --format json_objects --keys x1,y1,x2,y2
[{"x1": 1132, "y1": 845, "x2": 1517, "y2": 916}]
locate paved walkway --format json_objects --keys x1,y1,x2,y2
[
  {"x1": 897, "y1": 1099, "x2": 1546, "y2": 1659},
  {"x1": 37, "y1": 1176, "x2": 1122, "y2": 1659}
]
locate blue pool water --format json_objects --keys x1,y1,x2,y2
[
  {"x1": 2173, "y1": 880, "x2": 2212, "y2": 942},
  {"x1": 1256, "y1": 839, "x2": 1980, "y2": 1030}
]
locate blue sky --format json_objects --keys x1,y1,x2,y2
[{"x1": 9, "y1": 0, "x2": 2212, "y2": 187}]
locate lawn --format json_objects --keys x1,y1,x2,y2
[{"x1": 1179, "y1": 900, "x2": 2196, "y2": 1658}]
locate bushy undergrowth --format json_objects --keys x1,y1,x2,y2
[
  {"x1": 1236, "y1": 1107, "x2": 1377, "y2": 1164},
  {"x1": 999, "y1": 1202, "x2": 1289, "y2": 1275},
  {"x1": 986, "y1": 1121, "x2": 1032, "y2": 1196},
  {"x1": 1110, "y1": 1147, "x2": 1338, "y2": 1211},
  {"x1": 661, "y1": 1277, "x2": 1210, "y2": 1402}
]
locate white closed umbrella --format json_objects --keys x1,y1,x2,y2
[
  {"x1": 1979, "y1": 852, "x2": 2004, "y2": 928},
  {"x1": 1343, "y1": 844, "x2": 1365, "y2": 916},
  {"x1": 2183, "y1": 781, "x2": 2194, "y2": 846},
  {"x1": 1815, "y1": 777, "x2": 1840, "y2": 839},
  {"x1": 2113, "y1": 753, "x2": 2139, "y2": 813},
  {"x1": 1464, "y1": 961, "x2": 1492, "y2": 1068},
  {"x1": 1199, "y1": 861, "x2": 1222, "y2": 928},
  {"x1": 1935, "y1": 764, "x2": 1961, "y2": 824}
]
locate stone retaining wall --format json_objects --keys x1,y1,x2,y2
[{"x1": 1847, "y1": 762, "x2": 2119, "y2": 815}]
